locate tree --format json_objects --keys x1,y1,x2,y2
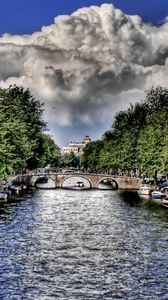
[
  {"x1": 0, "y1": 119, "x2": 32, "y2": 177},
  {"x1": 31, "y1": 133, "x2": 60, "y2": 169},
  {"x1": 0, "y1": 85, "x2": 60, "y2": 176},
  {"x1": 81, "y1": 140, "x2": 104, "y2": 172},
  {"x1": 137, "y1": 112, "x2": 168, "y2": 175},
  {"x1": 144, "y1": 86, "x2": 168, "y2": 114},
  {"x1": 80, "y1": 87, "x2": 168, "y2": 176}
]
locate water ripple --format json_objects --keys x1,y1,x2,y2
[{"x1": 0, "y1": 189, "x2": 167, "y2": 299}]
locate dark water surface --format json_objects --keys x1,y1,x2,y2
[{"x1": 0, "y1": 189, "x2": 167, "y2": 300}]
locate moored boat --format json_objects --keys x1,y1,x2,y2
[
  {"x1": 138, "y1": 184, "x2": 153, "y2": 196},
  {"x1": 72, "y1": 181, "x2": 88, "y2": 190},
  {"x1": 64, "y1": 181, "x2": 90, "y2": 190},
  {"x1": 8, "y1": 184, "x2": 22, "y2": 195},
  {"x1": 151, "y1": 191, "x2": 166, "y2": 200},
  {"x1": 75, "y1": 181, "x2": 85, "y2": 188},
  {"x1": 0, "y1": 190, "x2": 8, "y2": 202}
]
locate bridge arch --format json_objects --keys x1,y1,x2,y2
[
  {"x1": 97, "y1": 177, "x2": 118, "y2": 190},
  {"x1": 61, "y1": 175, "x2": 93, "y2": 189},
  {"x1": 34, "y1": 176, "x2": 56, "y2": 189}
]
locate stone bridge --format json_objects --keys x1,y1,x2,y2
[{"x1": 19, "y1": 172, "x2": 140, "y2": 190}]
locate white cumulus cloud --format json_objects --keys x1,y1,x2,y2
[{"x1": 0, "y1": 4, "x2": 168, "y2": 145}]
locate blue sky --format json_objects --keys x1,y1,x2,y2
[{"x1": 0, "y1": 0, "x2": 168, "y2": 35}]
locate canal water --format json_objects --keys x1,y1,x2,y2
[{"x1": 0, "y1": 189, "x2": 167, "y2": 300}]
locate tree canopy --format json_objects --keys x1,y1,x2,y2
[
  {"x1": 0, "y1": 86, "x2": 60, "y2": 177},
  {"x1": 81, "y1": 86, "x2": 168, "y2": 177}
]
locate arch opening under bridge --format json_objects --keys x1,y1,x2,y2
[
  {"x1": 97, "y1": 178, "x2": 118, "y2": 190},
  {"x1": 61, "y1": 175, "x2": 92, "y2": 189},
  {"x1": 35, "y1": 176, "x2": 56, "y2": 189}
]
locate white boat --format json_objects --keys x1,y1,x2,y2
[
  {"x1": 0, "y1": 191, "x2": 8, "y2": 202},
  {"x1": 75, "y1": 181, "x2": 84, "y2": 187},
  {"x1": 138, "y1": 184, "x2": 153, "y2": 195},
  {"x1": 64, "y1": 181, "x2": 89, "y2": 190},
  {"x1": 73, "y1": 181, "x2": 86, "y2": 189},
  {"x1": 151, "y1": 191, "x2": 166, "y2": 200}
]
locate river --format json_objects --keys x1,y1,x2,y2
[{"x1": 0, "y1": 189, "x2": 167, "y2": 300}]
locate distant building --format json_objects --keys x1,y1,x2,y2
[
  {"x1": 82, "y1": 135, "x2": 92, "y2": 145},
  {"x1": 62, "y1": 135, "x2": 92, "y2": 155}
]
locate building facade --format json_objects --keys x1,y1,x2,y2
[{"x1": 62, "y1": 136, "x2": 92, "y2": 155}]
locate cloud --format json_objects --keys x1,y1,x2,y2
[{"x1": 0, "y1": 4, "x2": 168, "y2": 145}]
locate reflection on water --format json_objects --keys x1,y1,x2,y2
[{"x1": 0, "y1": 189, "x2": 167, "y2": 300}]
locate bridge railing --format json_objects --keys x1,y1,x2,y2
[{"x1": 18, "y1": 169, "x2": 140, "y2": 179}]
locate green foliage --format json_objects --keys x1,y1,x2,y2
[
  {"x1": 60, "y1": 151, "x2": 80, "y2": 168},
  {"x1": 82, "y1": 87, "x2": 168, "y2": 176},
  {"x1": 0, "y1": 85, "x2": 46, "y2": 136},
  {"x1": 0, "y1": 85, "x2": 60, "y2": 176},
  {"x1": 144, "y1": 86, "x2": 168, "y2": 114},
  {"x1": 81, "y1": 140, "x2": 104, "y2": 172},
  {"x1": 137, "y1": 111, "x2": 168, "y2": 175},
  {"x1": 27, "y1": 133, "x2": 61, "y2": 169},
  {"x1": 0, "y1": 119, "x2": 31, "y2": 177}
]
